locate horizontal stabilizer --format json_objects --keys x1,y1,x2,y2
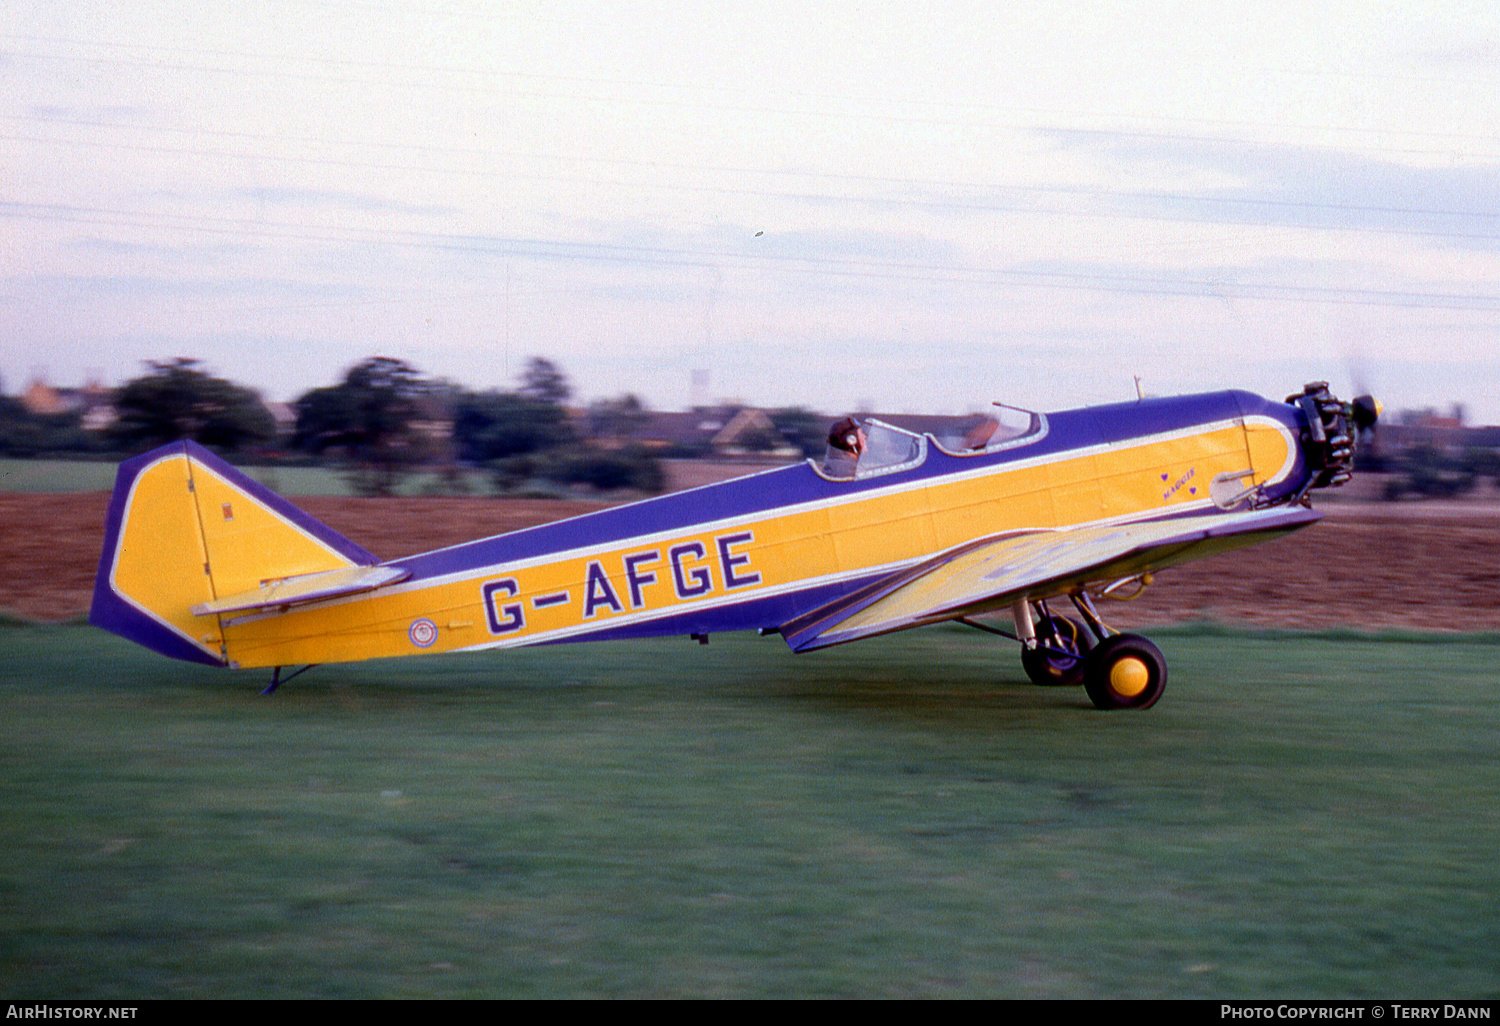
[{"x1": 192, "y1": 564, "x2": 410, "y2": 616}]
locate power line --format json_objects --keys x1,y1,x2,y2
[
  {"x1": 7, "y1": 198, "x2": 1500, "y2": 314},
  {"x1": 10, "y1": 109, "x2": 1500, "y2": 225},
  {"x1": 8, "y1": 121, "x2": 1500, "y2": 250},
  {"x1": 7, "y1": 30, "x2": 1500, "y2": 161}
]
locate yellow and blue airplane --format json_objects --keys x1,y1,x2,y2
[{"x1": 89, "y1": 382, "x2": 1378, "y2": 709}]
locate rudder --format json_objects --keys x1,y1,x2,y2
[{"x1": 90, "y1": 441, "x2": 379, "y2": 665}]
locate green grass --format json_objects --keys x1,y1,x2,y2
[
  {"x1": 0, "y1": 459, "x2": 497, "y2": 496},
  {"x1": 2, "y1": 623, "x2": 1498, "y2": 998},
  {"x1": 0, "y1": 458, "x2": 122, "y2": 493}
]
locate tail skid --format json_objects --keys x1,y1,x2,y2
[{"x1": 90, "y1": 441, "x2": 380, "y2": 666}]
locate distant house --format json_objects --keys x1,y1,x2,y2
[
  {"x1": 21, "y1": 375, "x2": 114, "y2": 428},
  {"x1": 1468, "y1": 425, "x2": 1500, "y2": 450},
  {"x1": 409, "y1": 393, "x2": 455, "y2": 445},
  {"x1": 710, "y1": 408, "x2": 799, "y2": 458},
  {"x1": 1380, "y1": 412, "x2": 1479, "y2": 456},
  {"x1": 624, "y1": 410, "x2": 717, "y2": 451},
  {"x1": 262, "y1": 401, "x2": 298, "y2": 439},
  {"x1": 607, "y1": 405, "x2": 797, "y2": 458},
  {"x1": 80, "y1": 403, "x2": 118, "y2": 432}
]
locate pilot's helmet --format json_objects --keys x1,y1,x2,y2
[{"x1": 828, "y1": 417, "x2": 862, "y2": 453}]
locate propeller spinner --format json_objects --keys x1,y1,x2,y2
[{"x1": 1350, "y1": 393, "x2": 1382, "y2": 433}]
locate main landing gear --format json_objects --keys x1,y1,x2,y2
[
  {"x1": 1019, "y1": 612, "x2": 1093, "y2": 687},
  {"x1": 962, "y1": 594, "x2": 1167, "y2": 710},
  {"x1": 1079, "y1": 632, "x2": 1167, "y2": 711}
]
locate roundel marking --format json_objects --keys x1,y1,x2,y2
[{"x1": 409, "y1": 618, "x2": 439, "y2": 648}]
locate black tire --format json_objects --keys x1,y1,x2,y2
[
  {"x1": 1020, "y1": 615, "x2": 1094, "y2": 686},
  {"x1": 1082, "y1": 633, "x2": 1167, "y2": 710}
]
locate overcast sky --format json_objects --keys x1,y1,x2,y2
[{"x1": 6, "y1": 1, "x2": 1500, "y2": 422}]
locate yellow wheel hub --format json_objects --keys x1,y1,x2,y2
[{"x1": 1109, "y1": 656, "x2": 1151, "y2": 698}]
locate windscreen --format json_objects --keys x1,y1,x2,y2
[
  {"x1": 858, "y1": 420, "x2": 924, "y2": 473},
  {"x1": 929, "y1": 405, "x2": 1045, "y2": 455}
]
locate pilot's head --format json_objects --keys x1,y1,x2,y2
[{"x1": 828, "y1": 417, "x2": 865, "y2": 454}]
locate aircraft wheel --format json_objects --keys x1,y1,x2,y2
[
  {"x1": 1082, "y1": 634, "x2": 1167, "y2": 710},
  {"x1": 1020, "y1": 615, "x2": 1094, "y2": 686}
]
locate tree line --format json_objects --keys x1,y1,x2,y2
[
  {"x1": 24, "y1": 357, "x2": 1493, "y2": 502},
  {"x1": 1, "y1": 355, "x2": 672, "y2": 496}
]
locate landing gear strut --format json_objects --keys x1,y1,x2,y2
[
  {"x1": 1054, "y1": 592, "x2": 1168, "y2": 710},
  {"x1": 1019, "y1": 608, "x2": 1094, "y2": 687},
  {"x1": 966, "y1": 593, "x2": 1168, "y2": 710}
]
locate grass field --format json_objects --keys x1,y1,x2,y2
[
  {"x1": 0, "y1": 459, "x2": 494, "y2": 497},
  {"x1": 2, "y1": 622, "x2": 1497, "y2": 998}
]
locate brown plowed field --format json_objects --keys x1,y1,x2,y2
[{"x1": 4, "y1": 493, "x2": 1497, "y2": 631}]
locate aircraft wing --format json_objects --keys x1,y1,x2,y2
[{"x1": 780, "y1": 506, "x2": 1321, "y2": 652}]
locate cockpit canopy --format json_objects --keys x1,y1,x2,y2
[
  {"x1": 819, "y1": 405, "x2": 1047, "y2": 480},
  {"x1": 926, "y1": 405, "x2": 1045, "y2": 456}
]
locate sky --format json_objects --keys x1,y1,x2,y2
[{"x1": 5, "y1": 1, "x2": 1500, "y2": 422}]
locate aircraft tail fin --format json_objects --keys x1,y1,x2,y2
[{"x1": 90, "y1": 441, "x2": 380, "y2": 665}]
